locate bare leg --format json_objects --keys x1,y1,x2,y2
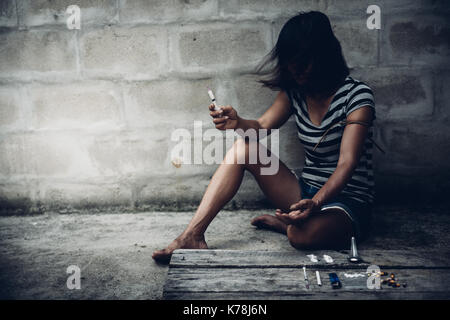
[
  {"x1": 152, "y1": 139, "x2": 302, "y2": 263},
  {"x1": 286, "y1": 208, "x2": 354, "y2": 250}
]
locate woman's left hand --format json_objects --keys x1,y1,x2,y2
[{"x1": 275, "y1": 199, "x2": 321, "y2": 225}]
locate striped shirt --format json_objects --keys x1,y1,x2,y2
[{"x1": 287, "y1": 76, "x2": 376, "y2": 204}]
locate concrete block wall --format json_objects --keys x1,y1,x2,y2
[{"x1": 0, "y1": 0, "x2": 449, "y2": 214}]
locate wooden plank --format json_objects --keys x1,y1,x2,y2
[
  {"x1": 164, "y1": 291, "x2": 450, "y2": 300},
  {"x1": 164, "y1": 249, "x2": 450, "y2": 300},
  {"x1": 170, "y1": 249, "x2": 450, "y2": 269},
  {"x1": 163, "y1": 267, "x2": 450, "y2": 300},
  {"x1": 165, "y1": 268, "x2": 450, "y2": 294}
]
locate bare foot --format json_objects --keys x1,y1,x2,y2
[
  {"x1": 152, "y1": 233, "x2": 208, "y2": 264},
  {"x1": 251, "y1": 214, "x2": 287, "y2": 234}
]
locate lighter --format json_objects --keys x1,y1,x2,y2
[{"x1": 328, "y1": 272, "x2": 342, "y2": 289}]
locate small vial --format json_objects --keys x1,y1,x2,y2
[
  {"x1": 207, "y1": 89, "x2": 220, "y2": 111},
  {"x1": 316, "y1": 271, "x2": 322, "y2": 286}
]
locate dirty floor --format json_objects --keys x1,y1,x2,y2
[{"x1": 0, "y1": 203, "x2": 449, "y2": 299}]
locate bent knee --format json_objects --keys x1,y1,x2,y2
[
  {"x1": 233, "y1": 138, "x2": 249, "y2": 153},
  {"x1": 287, "y1": 225, "x2": 316, "y2": 250},
  {"x1": 225, "y1": 138, "x2": 251, "y2": 165}
]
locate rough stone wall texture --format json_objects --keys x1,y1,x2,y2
[{"x1": 0, "y1": 0, "x2": 449, "y2": 214}]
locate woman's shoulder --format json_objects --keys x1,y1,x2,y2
[
  {"x1": 343, "y1": 76, "x2": 376, "y2": 115},
  {"x1": 345, "y1": 76, "x2": 373, "y2": 93}
]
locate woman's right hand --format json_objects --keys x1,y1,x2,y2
[{"x1": 208, "y1": 104, "x2": 239, "y2": 130}]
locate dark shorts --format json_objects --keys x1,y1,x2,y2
[{"x1": 297, "y1": 177, "x2": 373, "y2": 241}]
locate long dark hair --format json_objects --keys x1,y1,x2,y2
[{"x1": 258, "y1": 11, "x2": 349, "y2": 99}]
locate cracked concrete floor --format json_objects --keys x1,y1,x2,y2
[{"x1": 1, "y1": 203, "x2": 449, "y2": 299}]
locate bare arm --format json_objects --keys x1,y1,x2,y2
[
  {"x1": 237, "y1": 91, "x2": 293, "y2": 131},
  {"x1": 311, "y1": 106, "x2": 374, "y2": 207},
  {"x1": 210, "y1": 91, "x2": 293, "y2": 136}
]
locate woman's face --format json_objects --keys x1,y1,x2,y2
[{"x1": 288, "y1": 62, "x2": 313, "y2": 85}]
